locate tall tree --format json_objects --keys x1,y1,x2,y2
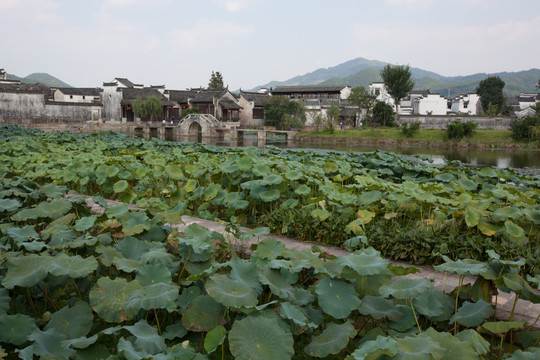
[
  {"x1": 380, "y1": 64, "x2": 415, "y2": 123},
  {"x1": 476, "y1": 76, "x2": 505, "y2": 114},
  {"x1": 263, "y1": 97, "x2": 306, "y2": 130},
  {"x1": 348, "y1": 86, "x2": 377, "y2": 127},
  {"x1": 145, "y1": 95, "x2": 163, "y2": 122},
  {"x1": 208, "y1": 71, "x2": 225, "y2": 89}
]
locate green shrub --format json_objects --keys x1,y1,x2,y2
[
  {"x1": 510, "y1": 116, "x2": 540, "y2": 141},
  {"x1": 445, "y1": 120, "x2": 478, "y2": 140},
  {"x1": 400, "y1": 121, "x2": 421, "y2": 138}
]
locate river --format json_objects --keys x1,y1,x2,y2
[{"x1": 151, "y1": 133, "x2": 540, "y2": 173}]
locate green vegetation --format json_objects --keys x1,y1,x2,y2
[
  {"x1": 263, "y1": 97, "x2": 306, "y2": 130},
  {"x1": 1, "y1": 126, "x2": 540, "y2": 358},
  {"x1": 208, "y1": 71, "x2": 225, "y2": 90},
  {"x1": 476, "y1": 76, "x2": 506, "y2": 115},
  {"x1": 380, "y1": 64, "x2": 415, "y2": 123},
  {"x1": 372, "y1": 102, "x2": 396, "y2": 127},
  {"x1": 401, "y1": 121, "x2": 421, "y2": 138},
  {"x1": 511, "y1": 105, "x2": 540, "y2": 141},
  {"x1": 445, "y1": 121, "x2": 478, "y2": 141},
  {"x1": 131, "y1": 95, "x2": 163, "y2": 122}
]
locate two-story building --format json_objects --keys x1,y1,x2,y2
[{"x1": 271, "y1": 85, "x2": 351, "y2": 100}]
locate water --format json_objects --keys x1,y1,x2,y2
[{"x1": 148, "y1": 133, "x2": 540, "y2": 172}]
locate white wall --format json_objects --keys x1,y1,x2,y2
[{"x1": 416, "y1": 94, "x2": 448, "y2": 115}]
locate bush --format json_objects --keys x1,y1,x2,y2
[
  {"x1": 510, "y1": 116, "x2": 540, "y2": 141},
  {"x1": 445, "y1": 120, "x2": 477, "y2": 140},
  {"x1": 371, "y1": 101, "x2": 395, "y2": 127},
  {"x1": 400, "y1": 121, "x2": 421, "y2": 138}
]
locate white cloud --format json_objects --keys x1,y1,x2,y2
[
  {"x1": 169, "y1": 19, "x2": 253, "y2": 50},
  {"x1": 214, "y1": 0, "x2": 250, "y2": 12},
  {"x1": 0, "y1": 0, "x2": 60, "y2": 22}
]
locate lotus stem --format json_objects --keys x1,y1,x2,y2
[
  {"x1": 178, "y1": 247, "x2": 192, "y2": 283},
  {"x1": 509, "y1": 294, "x2": 519, "y2": 345},
  {"x1": 409, "y1": 298, "x2": 421, "y2": 334},
  {"x1": 524, "y1": 312, "x2": 540, "y2": 332},
  {"x1": 453, "y1": 275, "x2": 464, "y2": 335}
]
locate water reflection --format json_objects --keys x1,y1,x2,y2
[{"x1": 143, "y1": 133, "x2": 539, "y2": 171}]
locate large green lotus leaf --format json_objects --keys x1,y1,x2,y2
[
  {"x1": 60, "y1": 334, "x2": 98, "y2": 350},
  {"x1": 176, "y1": 286, "x2": 202, "y2": 310},
  {"x1": 227, "y1": 198, "x2": 249, "y2": 210},
  {"x1": 35, "y1": 198, "x2": 72, "y2": 219},
  {"x1": 112, "y1": 180, "x2": 129, "y2": 193},
  {"x1": 395, "y1": 336, "x2": 445, "y2": 360},
  {"x1": 165, "y1": 164, "x2": 186, "y2": 180},
  {"x1": 379, "y1": 277, "x2": 431, "y2": 300},
  {"x1": 28, "y1": 327, "x2": 75, "y2": 359},
  {"x1": 480, "y1": 321, "x2": 526, "y2": 334},
  {"x1": 227, "y1": 257, "x2": 262, "y2": 293},
  {"x1": 139, "y1": 247, "x2": 174, "y2": 267},
  {"x1": 253, "y1": 162, "x2": 271, "y2": 177},
  {"x1": 258, "y1": 266, "x2": 295, "y2": 300},
  {"x1": 204, "y1": 325, "x2": 227, "y2": 354},
  {"x1": 419, "y1": 327, "x2": 478, "y2": 360},
  {"x1": 504, "y1": 220, "x2": 525, "y2": 238},
  {"x1": 311, "y1": 208, "x2": 331, "y2": 221},
  {"x1": 357, "y1": 209, "x2": 376, "y2": 224},
  {"x1": 492, "y1": 207, "x2": 522, "y2": 222},
  {"x1": 46, "y1": 253, "x2": 98, "y2": 278},
  {"x1": 0, "y1": 198, "x2": 21, "y2": 212},
  {"x1": 2, "y1": 254, "x2": 51, "y2": 289},
  {"x1": 259, "y1": 189, "x2": 281, "y2": 202},
  {"x1": 280, "y1": 198, "x2": 298, "y2": 209},
  {"x1": 358, "y1": 295, "x2": 401, "y2": 321},
  {"x1": 0, "y1": 313, "x2": 37, "y2": 345},
  {"x1": 261, "y1": 174, "x2": 283, "y2": 186},
  {"x1": 358, "y1": 190, "x2": 383, "y2": 206},
  {"x1": 503, "y1": 273, "x2": 540, "y2": 303},
  {"x1": 40, "y1": 183, "x2": 67, "y2": 198},
  {"x1": 412, "y1": 287, "x2": 448, "y2": 318},
  {"x1": 434, "y1": 173, "x2": 455, "y2": 183},
  {"x1": 450, "y1": 300, "x2": 492, "y2": 327},
  {"x1": 323, "y1": 160, "x2": 339, "y2": 174},
  {"x1": 11, "y1": 208, "x2": 38, "y2": 221},
  {"x1": 337, "y1": 248, "x2": 390, "y2": 276},
  {"x1": 507, "y1": 348, "x2": 540, "y2": 360},
  {"x1": 127, "y1": 283, "x2": 178, "y2": 311},
  {"x1": 350, "y1": 335, "x2": 398, "y2": 360},
  {"x1": 434, "y1": 256, "x2": 489, "y2": 277},
  {"x1": 236, "y1": 156, "x2": 253, "y2": 171},
  {"x1": 162, "y1": 321, "x2": 188, "y2": 341},
  {"x1": 74, "y1": 216, "x2": 97, "y2": 232},
  {"x1": 278, "y1": 302, "x2": 311, "y2": 328},
  {"x1": 456, "y1": 178, "x2": 478, "y2": 191},
  {"x1": 305, "y1": 321, "x2": 356, "y2": 358},
  {"x1": 115, "y1": 236, "x2": 150, "y2": 260},
  {"x1": 5, "y1": 225, "x2": 39, "y2": 243},
  {"x1": 105, "y1": 203, "x2": 129, "y2": 219},
  {"x1": 523, "y1": 207, "x2": 540, "y2": 225},
  {"x1": 255, "y1": 238, "x2": 287, "y2": 260},
  {"x1": 285, "y1": 169, "x2": 302, "y2": 180},
  {"x1": 89, "y1": 277, "x2": 142, "y2": 323},
  {"x1": 464, "y1": 207, "x2": 481, "y2": 228},
  {"x1": 455, "y1": 329, "x2": 490, "y2": 355},
  {"x1": 112, "y1": 257, "x2": 140, "y2": 273},
  {"x1": 121, "y1": 211, "x2": 151, "y2": 236},
  {"x1": 477, "y1": 221, "x2": 501, "y2": 237},
  {"x1": 178, "y1": 223, "x2": 214, "y2": 255},
  {"x1": 123, "y1": 319, "x2": 166, "y2": 355},
  {"x1": 205, "y1": 274, "x2": 259, "y2": 308},
  {"x1": 182, "y1": 295, "x2": 223, "y2": 332},
  {"x1": 229, "y1": 315, "x2": 294, "y2": 360},
  {"x1": 135, "y1": 263, "x2": 172, "y2": 286},
  {"x1": 0, "y1": 287, "x2": 9, "y2": 314},
  {"x1": 315, "y1": 278, "x2": 361, "y2": 319},
  {"x1": 294, "y1": 184, "x2": 311, "y2": 196},
  {"x1": 45, "y1": 301, "x2": 93, "y2": 339},
  {"x1": 203, "y1": 183, "x2": 221, "y2": 201},
  {"x1": 117, "y1": 335, "x2": 151, "y2": 359}
]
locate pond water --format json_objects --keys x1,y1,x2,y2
[{"x1": 149, "y1": 134, "x2": 540, "y2": 173}]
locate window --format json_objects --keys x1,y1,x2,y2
[{"x1": 70, "y1": 95, "x2": 73, "y2": 99}]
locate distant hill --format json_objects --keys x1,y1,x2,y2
[
  {"x1": 6, "y1": 72, "x2": 71, "y2": 88},
  {"x1": 252, "y1": 57, "x2": 540, "y2": 98}
]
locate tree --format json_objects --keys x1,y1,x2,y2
[
  {"x1": 380, "y1": 64, "x2": 415, "y2": 124},
  {"x1": 348, "y1": 86, "x2": 377, "y2": 127},
  {"x1": 325, "y1": 100, "x2": 341, "y2": 133},
  {"x1": 263, "y1": 97, "x2": 306, "y2": 130},
  {"x1": 372, "y1": 101, "x2": 395, "y2": 127},
  {"x1": 131, "y1": 97, "x2": 148, "y2": 120},
  {"x1": 208, "y1": 71, "x2": 225, "y2": 89},
  {"x1": 476, "y1": 76, "x2": 505, "y2": 114},
  {"x1": 131, "y1": 96, "x2": 162, "y2": 122}
]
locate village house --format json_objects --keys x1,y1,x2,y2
[
  {"x1": 237, "y1": 90, "x2": 271, "y2": 127},
  {"x1": 271, "y1": 85, "x2": 351, "y2": 100},
  {"x1": 188, "y1": 89, "x2": 242, "y2": 122},
  {"x1": 450, "y1": 93, "x2": 481, "y2": 115}
]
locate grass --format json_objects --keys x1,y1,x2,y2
[{"x1": 297, "y1": 128, "x2": 529, "y2": 145}]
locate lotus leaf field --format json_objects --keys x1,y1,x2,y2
[{"x1": 0, "y1": 125, "x2": 540, "y2": 359}]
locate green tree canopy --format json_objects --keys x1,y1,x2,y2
[
  {"x1": 263, "y1": 97, "x2": 306, "y2": 130},
  {"x1": 348, "y1": 86, "x2": 377, "y2": 126},
  {"x1": 372, "y1": 101, "x2": 395, "y2": 127},
  {"x1": 380, "y1": 64, "x2": 415, "y2": 123},
  {"x1": 208, "y1": 71, "x2": 225, "y2": 90},
  {"x1": 476, "y1": 76, "x2": 505, "y2": 114},
  {"x1": 131, "y1": 96, "x2": 163, "y2": 121}
]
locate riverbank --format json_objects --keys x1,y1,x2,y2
[{"x1": 296, "y1": 128, "x2": 539, "y2": 150}]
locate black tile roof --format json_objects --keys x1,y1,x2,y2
[
  {"x1": 56, "y1": 87, "x2": 101, "y2": 96},
  {"x1": 272, "y1": 85, "x2": 349, "y2": 94},
  {"x1": 505, "y1": 97, "x2": 519, "y2": 106},
  {"x1": 239, "y1": 90, "x2": 271, "y2": 106},
  {"x1": 190, "y1": 89, "x2": 227, "y2": 103},
  {"x1": 121, "y1": 87, "x2": 174, "y2": 106},
  {"x1": 115, "y1": 78, "x2": 135, "y2": 88},
  {"x1": 220, "y1": 99, "x2": 242, "y2": 110},
  {"x1": 166, "y1": 89, "x2": 200, "y2": 103}
]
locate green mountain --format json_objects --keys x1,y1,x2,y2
[
  {"x1": 6, "y1": 72, "x2": 71, "y2": 88},
  {"x1": 253, "y1": 57, "x2": 539, "y2": 98}
]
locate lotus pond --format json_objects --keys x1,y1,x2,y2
[{"x1": 1, "y1": 125, "x2": 540, "y2": 359}]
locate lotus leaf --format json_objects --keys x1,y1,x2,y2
[
  {"x1": 35, "y1": 198, "x2": 72, "y2": 219},
  {"x1": 311, "y1": 208, "x2": 331, "y2": 221},
  {"x1": 285, "y1": 170, "x2": 302, "y2": 180},
  {"x1": 259, "y1": 189, "x2": 281, "y2": 202},
  {"x1": 139, "y1": 248, "x2": 174, "y2": 266},
  {"x1": 253, "y1": 162, "x2": 271, "y2": 177},
  {"x1": 229, "y1": 315, "x2": 294, "y2": 360},
  {"x1": 379, "y1": 277, "x2": 431, "y2": 299},
  {"x1": 236, "y1": 156, "x2": 253, "y2": 171},
  {"x1": 503, "y1": 273, "x2": 540, "y2": 303},
  {"x1": 228, "y1": 257, "x2": 262, "y2": 293},
  {"x1": 135, "y1": 263, "x2": 172, "y2": 285},
  {"x1": 337, "y1": 248, "x2": 390, "y2": 276},
  {"x1": 116, "y1": 236, "x2": 150, "y2": 260},
  {"x1": 480, "y1": 321, "x2": 526, "y2": 334},
  {"x1": 323, "y1": 160, "x2": 339, "y2": 174},
  {"x1": 464, "y1": 207, "x2": 481, "y2": 228},
  {"x1": 89, "y1": 277, "x2": 142, "y2": 323},
  {"x1": 315, "y1": 278, "x2": 361, "y2": 319},
  {"x1": 28, "y1": 327, "x2": 75, "y2": 359},
  {"x1": 419, "y1": 328, "x2": 478, "y2": 359},
  {"x1": 492, "y1": 207, "x2": 523, "y2": 222},
  {"x1": 508, "y1": 348, "x2": 540, "y2": 360},
  {"x1": 450, "y1": 300, "x2": 492, "y2": 327},
  {"x1": 121, "y1": 211, "x2": 151, "y2": 236},
  {"x1": 60, "y1": 334, "x2": 98, "y2": 350},
  {"x1": 279, "y1": 302, "x2": 311, "y2": 328},
  {"x1": 165, "y1": 164, "x2": 185, "y2": 180},
  {"x1": 477, "y1": 221, "x2": 500, "y2": 236},
  {"x1": 357, "y1": 209, "x2": 376, "y2": 224},
  {"x1": 504, "y1": 220, "x2": 525, "y2": 238},
  {"x1": 358, "y1": 190, "x2": 383, "y2": 206},
  {"x1": 434, "y1": 173, "x2": 455, "y2": 182},
  {"x1": 11, "y1": 208, "x2": 38, "y2": 221},
  {"x1": 350, "y1": 335, "x2": 399, "y2": 360},
  {"x1": 113, "y1": 180, "x2": 129, "y2": 193},
  {"x1": 177, "y1": 286, "x2": 202, "y2": 310},
  {"x1": 456, "y1": 178, "x2": 478, "y2": 191},
  {"x1": 294, "y1": 184, "x2": 311, "y2": 196},
  {"x1": 304, "y1": 321, "x2": 356, "y2": 358},
  {"x1": 5, "y1": 225, "x2": 40, "y2": 243},
  {"x1": 358, "y1": 295, "x2": 401, "y2": 321},
  {"x1": 47, "y1": 253, "x2": 98, "y2": 278},
  {"x1": 434, "y1": 256, "x2": 489, "y2": 277},
  {"x1": 127, "y1": 283, "x2": 178, "y2": 311},
  {"x1": 0, "y1": 198, "x2": 21, "y2": 212},
  {"x1": 258, "y1": 266, "x2": 295, "y2": 300},
  {"x1": 204, "y1": 325, "x2": 227, "y2": 354},
  {"x1": 206, "y1": 273, "x2": 259, "y2": 308},
  {"x1": 262, "y1": 174, "x2": 283, "y2": 185},
  {"x1": 2, "y1": 253, "x2": 51, "y2": 289},
  {"x1": 124, "y1": 320, "x2": 166, "y2": 354},
  {"x1": 455, "y1": 329, "x2": 490, "y2": 355},
  {"x1": 0, "y1": 313, "x2": 37, "y2": 345},
  {"x1": 162, "y1": 321, "x2": 188, "y2": 340},
  {"x1": 45, "y1": 301, "x2": 93, "y2": 339},
  {"x1": 40, "y1": 183, "x2": 67, "y2": 198},
  {"x1": 255, "y1": 238, "x2": 287, "y2": 260},
  {"x1": 105, "y1": 203, "x2": 129, "y2": 219},
  {"x1": 523, "y1": 207, "x2": 540, "y2": 225},
  {"x1": 73, "y1": 216, "x2": 97, "y2": 232},
  {"x1": 0, "y1": 288, "x2": 9, "y2": 314},
  {"x1": 412, "y1": 287, "x2": 451, "y2": 318}
]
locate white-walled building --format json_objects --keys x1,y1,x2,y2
[
  {"x1": 413, "y1": 93, "x2": 448, "y2": 115},
  {"x1": 54, "y1": 88, "x2": 101, "y2": 103},
  {"x1": 450, "y1": 93, "x2": 481, "y2": 115}
]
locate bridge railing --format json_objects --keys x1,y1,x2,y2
[{"x1": 178, "y1": 114, "x2": 223, "y2": 128}]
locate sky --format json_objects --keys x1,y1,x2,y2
[{"x1": 1, "y1": 0, "x2": 539, "y2": 90}]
